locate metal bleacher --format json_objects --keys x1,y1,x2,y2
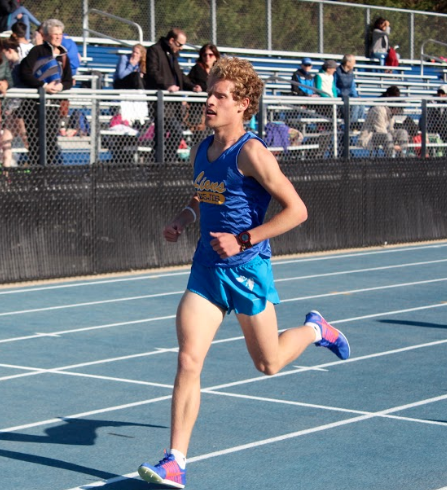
[{"x1": 74, "y1": 36, "x2": 447, "y2": 99}]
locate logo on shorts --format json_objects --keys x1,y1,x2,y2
[{"x1": 236, "y1": 275, "x2": 255, "y2": 291}]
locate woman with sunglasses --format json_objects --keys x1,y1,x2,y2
[{"x1": 188, "y1": 43, "x2": 220, "y2": 92}]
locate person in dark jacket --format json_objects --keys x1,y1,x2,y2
[
  {"x1": 19, "y1": 18, "x2": 73, "y2": 165},
  {"x1": 184, "y1": 43, "x2": 221, "y2": 145},
  {"x1": 334, "y1": 54, "x2": 365, "y2": 124},
  {"x1": 422, "y1": 84, "x2": 447, "y2": 143},
  {"x1": 188, "y1": 43, "x2": 220, "y2": 92},
  {"x1": 145, "y1": 28, "x2": 200, "y2": 93},
  {"x1": 145, "y1": 28, "x2": 201, "y2": 161},
  {"x1": 1, "y1": 37, "x2": 28, "y2": 166},
  {"x1": 0, "y1": 0, "x2": 40, "y2": 40}
]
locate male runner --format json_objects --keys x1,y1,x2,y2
[{"x1": 138, "y1": 57, "x2": 350, "y2": 488}]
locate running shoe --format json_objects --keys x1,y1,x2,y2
[
  {"x1": 305, "y1": 310, "x2": 351, "y2": 360},
  {"x1": 138, "y1": 451, "x2": 186, "y2": 488}
]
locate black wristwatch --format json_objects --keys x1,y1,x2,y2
[{"x1": 237, "y1": 231, "x2": 253, "y2": 252}]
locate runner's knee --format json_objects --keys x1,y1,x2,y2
[
  {"x1": 253, "y1": 359, "x2": 280, "y2": 376},
  {"x1": 177, "y1": 350, "x2": 204, "y2": 377}
]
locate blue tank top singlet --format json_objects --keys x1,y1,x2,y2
[{"x1": 192, "y1": 131, "x2": 272, "y2": 268}]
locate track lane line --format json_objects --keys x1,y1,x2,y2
[
  {"x1": 1, "y1": 276, "x2": 447, "y2": 318},
  {"x1": 61, "y1": 392, "x2": 447, "y2": 490},
  {"x1": 2, "y1": 242, "x2": 446, "y2": 296}
]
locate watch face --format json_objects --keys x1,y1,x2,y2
[{"x1": 240, "y1": 232, "x2": 250, "y2": 243}]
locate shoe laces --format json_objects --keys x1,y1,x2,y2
[{"x1": 156, "y1": 450, "x2": 175, "y2": 467}]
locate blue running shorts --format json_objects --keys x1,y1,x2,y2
[{"x1": 187, "y1": 255, "x2": 280, "y2": 316}]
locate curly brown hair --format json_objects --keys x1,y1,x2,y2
[{"x1": 209, "y1": 57, "x2": 264, "y2": 121}]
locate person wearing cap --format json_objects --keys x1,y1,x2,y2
[
  {"x1": 314, "y1": 60, "x2": 337, "y2": 97},
  {"x1": 423, "y1": 84, "x2": 447, "y2": 144},
  {"x1": 291, "y1": 57, "x2": 316, "y2": 96}
]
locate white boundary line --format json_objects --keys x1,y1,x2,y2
[
  {"x1": 0, "y1": 291, "x2": 184, "y2": 317},
  {"x1": 281, "y1": 276, "x2": 447, "y2": 303},
  {"x1": 1, "y1": 242, "x2": 446, "y2": 295},
  {"x1": 1, "y1": 256, "x2": 445, "y2": 343},
  {"x1": 1, "y1": 301, "x2": 446, "y2": 383},
  {"x1": 2, "y1": 335, "x2": 447, "y2": 434},
  {"x1": 1, "y1": 275, "x2": 447, "y2": 318},
  {"x1": 0, "y1": 315, "x2": 176, "y2": 345},
  {"x1": 275, "y1": 258, "x2": 447, "y2": 283},
  {"x1": 62, "y1": 392, "x2": 447, "y2": 490}
]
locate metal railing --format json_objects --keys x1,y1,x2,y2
[
  {"x1": 2, "y1": 88, "x2": 447, "y2": 167},
  {"x1": 82, "y1": 8, "x2": 143, "y2": 59},
  {"x1": 420, "y1": 39, "x2": 447, "y2": 76}
]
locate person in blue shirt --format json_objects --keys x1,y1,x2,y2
[
  {"x1": 137, "y1": 56, "x2": 351, "y2": 489},
  {"x1": 61, "y1": 34, "x2": 80, "y2": 76},
  {"x1": 113, "y1": 43, "x2": 146, "y2": 90}
]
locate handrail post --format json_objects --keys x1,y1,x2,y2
[
  {"x1": 210, "y1": 0, "x2": 217, "y2": 46},
  {"x1": 82, "y1": 0, "x2": 88, "y2": 59},
  {"x1": 38, "y1": 87, "x2": 46, "y2": 166},
  {"x1": 257, "y1": 93, "x2": 265, "y2": 140},
  {"x1": 421, "y1": 99, "x2": 428, "y2": 159},
  {"x1": 156, "y1": 90, "x2": 164, "y2": 163},
  {"x1": 318, "y1": 1, "x2": 324, "y2": 54},
  {"x1": 266, "y1": 0, "x2": 272, "y2": 51},
  {"x1": 343, "y1": 96, "x2": 350, "y2": 160}
]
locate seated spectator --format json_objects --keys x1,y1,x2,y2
[
  {"x1": 312, "y1": 60, "x2": 338, "y2": 158},
  {"x1": 0, "y1": 38, "x2": 28, "y2": 167},
  {"x1": 184, "y1": 43, "x2": 220, "y2": 145},
  {"x1": 358, "y1": 85, "x2": 408, "y2": 157},
  {"x1": 10, "y1": 21, "x2": 32, "y2": 60},
  {"x1": 314, "y1": 59, "x2": 337, "y2": 97},
  {"x1": 423, "y1": 84, "x2": 447, "y2": 143},
  {"x1": 291, "y1": 57, "x2": 315, "y2": 96},
  {"x1": 188, "y1": 43, "x2": 220, "y2": 92},
  {"x1": 32, "y1": 23, "x2": 43, "y2": 45},
  {"x1": 0, "y1": 0, "x2": 40, "y2": 40},
  {"x1": 113, "y1": 44, "x2": 146, "y2": 90},
  {"x1": 369, "y1": 17, "x2": 390, "y2": 66},
  {"x1": 0, "y1": 38, "x2": 12, "y2": 93},
  {"x1": 334, "y1": 54, "x2": 365, "y2": 124}
]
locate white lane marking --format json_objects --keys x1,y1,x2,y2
[
  {"x1": 0, "y1": 315, "x2": 176, "y2": 345},
  {"x1": 2, "y1": 242, "x2": 445, "y2": 295},
  {"x1": 275, "y1": 259, "x2": 447, "y2": 283},
  {"x1": 281, "y1": 277, "x2": 447, "y2": 303},
  {"x1": 2, "y1": 274, "x2": 446, "y2": 318},
  {"x1": 0, "y1": 291, "x2": 183, "y2": 317},
  {"x1": 61, "y1": 392, "x2": 447, "y2": 490},
  {"x1": 1, "y1": 301, "x2": 446, "y2": 382},
  {"x1": 2, "y1": 337, "x2": 447, "y2": 433}
]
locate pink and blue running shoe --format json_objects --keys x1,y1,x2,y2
[
  {"x1": 305, "y1": 310, "x2": 351, "y2": 360},
  {"x1": 138, "y1": 452, "x2": 186, "y2": 488}
]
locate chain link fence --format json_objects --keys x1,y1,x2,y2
[
  {"x1": 1, "y1": 156, "x2": 447, "y2": 283},
  {"x1": 25, "y1": 0, "x2": 447, "y2": 59},
  {"x1": 2, "y1": 87, "x2": 447, "y2": 167}
]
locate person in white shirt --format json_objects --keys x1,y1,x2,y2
[{"x1": 10, "y1": 21, "x2": 33, "y2": 60}]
